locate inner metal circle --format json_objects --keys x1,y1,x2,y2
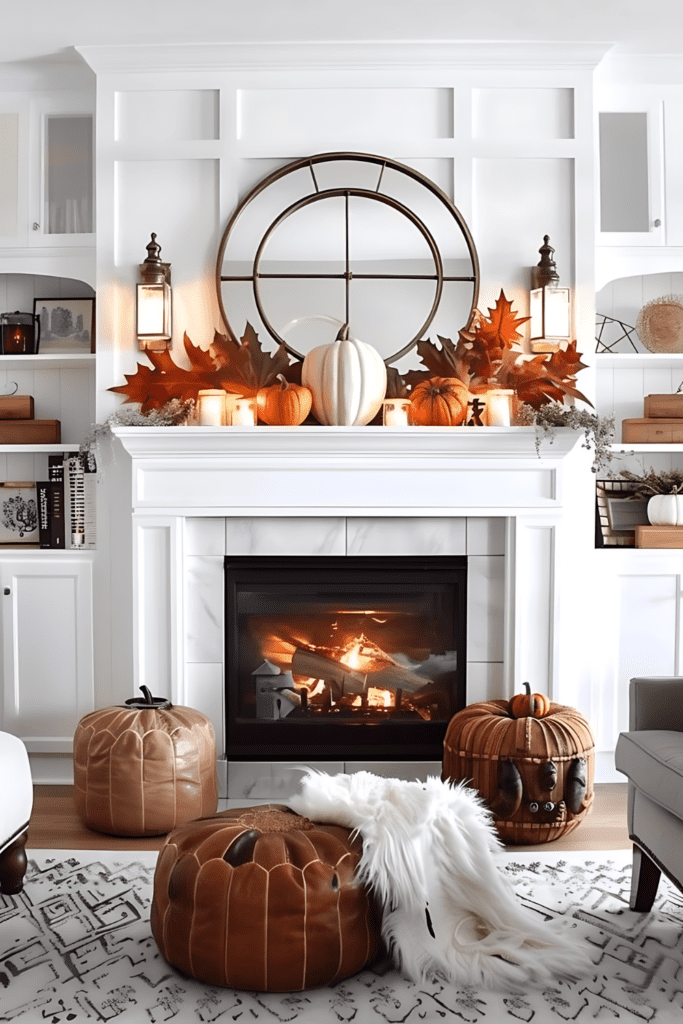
[{"x1": 252, "y1": 188, "x2": 443, "y2": 362}]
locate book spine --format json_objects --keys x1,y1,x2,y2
[
  {"x1": 37, "y1": 482, "x2": 52, "y2": 548},
  {"x1": 47, "y1": 454, "x2": 65, "y2": 549},
  {"x1": 49, "y1": 480, "x2": 65, "y2": 549},
  {"x1": 65, "y1": 454, "x2": 85, "y2": 549}
]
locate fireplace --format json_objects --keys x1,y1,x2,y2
[{"x1": 224, "y1": 556, "x2": 467, "y2": 762}]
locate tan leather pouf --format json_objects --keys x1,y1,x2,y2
[
  {"x1": 151, "y1": 804, "x2": 381, "y2": 990},
  {"x1": 73, "y1": 686, "x2": 218, "y2": 836}
]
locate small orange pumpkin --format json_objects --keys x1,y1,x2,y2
[
  {"x1": 409, "y1": 377, "x2": 468, "y2": 426},
  {"x1": 256, "y1": 374, "x2": 313, "y2": 425},
  {"x1": 509, "y1": 681, "x2": 551, "y2": 720}
]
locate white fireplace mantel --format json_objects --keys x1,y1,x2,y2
[
  {"x1": 111, "y1": 425, "x2": 584, "y2": 749},
  {"x1": 113, "y1": 425, "x2": 580, "y2": 518}
]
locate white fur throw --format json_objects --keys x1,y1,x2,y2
[{"x1": 289, "y1": 770, "x2": 588, "y2": 990}]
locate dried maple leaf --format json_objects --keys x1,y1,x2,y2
[
  {"x1": 475, "y1": 291, "x2": 530, "y2": 353},
  {"x1": 210, "y1": 322, "x2": 293, "y2": 396},
  {"x1": 109, "y1": 324, "x2": 298, "y2": 412},
  {"x1": 403, "y1": 332, "x2": 471, "y2": 391}
]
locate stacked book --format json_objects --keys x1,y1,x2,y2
[
  {"x1": 37, "y1": 453, "x2": 96, "y2": 549},
  {"x1": 0, "y1": 393, "x2": 61, "y2": 443}
]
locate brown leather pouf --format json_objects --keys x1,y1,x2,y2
[
  {"x1": 151, "y1": 805, "x2": 381, "y2": 991},
  {"x1": 73, "y1": 687, "x2": 218, "y2": 836}
]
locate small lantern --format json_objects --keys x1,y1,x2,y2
[
  {"x1": 0, "y1": 311, "x2": 41, "y2": 355},
  {"x1": 136, "y1": 233, "x2": 172, "y2": 351},
  {"x1": 529, "y1": 235, "x2": 570, "y2": 353}
]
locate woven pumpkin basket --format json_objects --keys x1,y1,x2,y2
[{"x1": 442, "y1": 684, "x2": 595, "y2": 845}]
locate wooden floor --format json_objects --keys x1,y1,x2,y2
[{"x1": 26, "y1": 783, "x2": 631, "y2": 855}]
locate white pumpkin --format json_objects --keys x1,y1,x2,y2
[
  {"x1": 301, "y1": 324, "x2": 387, "y2": 426},
  {"x1": 647, "y1": 493, "x2": 683, "y2": 525}
]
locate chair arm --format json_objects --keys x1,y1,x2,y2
[{"x1": 629, "y1": 677, "x2": 683, "y2": 732}]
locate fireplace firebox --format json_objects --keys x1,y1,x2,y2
[{"x1": 224, "y1": 556, "x2": 467, "y2": 761}]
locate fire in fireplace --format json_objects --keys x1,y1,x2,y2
[{"x1": 224, "y1": 556, "x2": 467, "y2": 762}]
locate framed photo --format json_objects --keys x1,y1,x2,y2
[
  {"x1": 0, "y1": 482, "x2": 38, "y2": 545},
  {"x1": 33, "y1": 297, "x2": 95, "y2": 353}
]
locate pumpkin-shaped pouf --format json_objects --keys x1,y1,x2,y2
[
  {"x1": 151, "y1": 804, "x2": 381, "y2": 990},
  {"x1": 410, "y1": 377, "x2": 469, "y2": 426},
  {"x1": 442, "y1": 684, "x2": 595, "y2": 845},
  {"x1": 73, "y1": 686, "x2": 218, "y2": 836},
  {"x1": 302, "y1": 323, "x2": 387, "y2": 426}
]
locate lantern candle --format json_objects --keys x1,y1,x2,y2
[
  {"x1": 486, "y1": 389, "x2": 513, "y2": 427},
  {"x1": 382, "y1": 398, "x2": 412, "y2": 426},
  {"x1": 197, "y1": 389, "x2": 227, "y2": 426},
  {"x1": 233, "y1": 396, "x2": 257, "y2": 426}
]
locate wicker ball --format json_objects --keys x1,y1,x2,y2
[
  {"x1": 73, "y1": 687, "x2": 218, "y2": 836},
  {"x1": 151, "y1": 805, "x2": 381, "y2": 990},
  {"x1": 442, "y1": 697, "x2": 595, "y2": 845}
]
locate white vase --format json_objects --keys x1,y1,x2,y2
[{"x1": 647, "y1": 493, "x2": 683, "y2": 525}]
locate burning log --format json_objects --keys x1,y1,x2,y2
[{"x1": 290, "y1": 647, "x2": 431, "y2": 698}]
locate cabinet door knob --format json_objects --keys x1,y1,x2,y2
[
  {"x1": 3, "y1": 588, "x2": 9, "y2": 595},
  {"x1": 654, "y1": 218, "x2": 662, "y2": 227},
  {"x1": 32, "y1": 222, "x2": 40, "y2": 230}
]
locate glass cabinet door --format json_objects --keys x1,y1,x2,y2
[
  {"x1": 598, "y1": 102, "x2": 664, "y2": 247},
  {"x1": 44, "y1": 115, "x2": 93, "y2": 236},
  {"x1": 28, "y1": 95, "x2": 95, "y2": 248}
]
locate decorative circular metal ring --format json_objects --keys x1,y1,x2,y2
[{"x1": 216, "y1": 151, "x2": 480, "y2": 366}]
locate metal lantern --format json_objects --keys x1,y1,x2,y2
[
  {"x1": 529, "y1": 235, "x2": 571, "y2": 353},
  {"x1": 136, "y1": 233, "x2": 172, "y2": 351},
  {"x1": 0, "y1": 311, "x2": 41, "y2": 355}
]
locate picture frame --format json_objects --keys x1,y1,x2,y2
[
  {"x1": 33, "y1": 297, "x2": 95, "y2": 353},
  {"x1": 0, "y1": 481, "x2": 39, "y2": 545}
]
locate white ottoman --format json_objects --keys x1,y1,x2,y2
[{"x1": 0, "y1": 731, "x2": 33, "y2": 893}]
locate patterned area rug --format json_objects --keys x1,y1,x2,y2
[{"x1": 1, "y1": 848, "x2": 683, "y2": 1022}]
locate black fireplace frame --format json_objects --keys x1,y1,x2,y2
[{"x1": 224, "y1": 555, "x2": 467, "y2": 762}]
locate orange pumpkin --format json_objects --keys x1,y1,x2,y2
[
  {"x1": 256, "y1": 374, "x2": 312, "y2": 425},
  {"x1": 509, "y1": 681, "x2": 551, "y2": 719},
  {"x1": 410, "y1": 377, "x2": 468, "y2": 426}
]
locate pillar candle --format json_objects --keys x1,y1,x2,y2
[
  {"x1": 486, "y1": 390, "x2": 513, "y2": 427},
  {"x1": 197, "y1": 390, "x2": 227, "y2": 426},
  {"x1": 382, "y1": 398, "x2": 412, "y2": 426},
  {"x1": 233, "y1": 396, "x2": 257, "y2": 426}
]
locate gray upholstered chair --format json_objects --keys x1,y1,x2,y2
[
  {"x1": 615, "y1": 677, "x2": 683, "y2": 911},
  {"x1": 0, "y1": 730, "x2": 33, "y2": 894}
]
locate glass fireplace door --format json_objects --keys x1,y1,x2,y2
[{"x1": 224, "y1": 557, "x2": 467, "y2": 762}]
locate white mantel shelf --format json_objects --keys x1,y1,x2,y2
[
  {"x1": 113, "y1": 425, "x2": 580, "y2": 517},
  {"x1": 113, "y1": 425, "x2": 578, "y2": 460}
]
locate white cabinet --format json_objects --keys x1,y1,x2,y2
[
  {"x1": 0, "y1": 91, "x2": 95, "y2": 281},
  {"x1": 0, "y1": 555, "x2": 94, "y2": 752}
]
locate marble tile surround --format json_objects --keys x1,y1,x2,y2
[{"x1": 183, "y1": 515, "x2": 506, "y2": 797}]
